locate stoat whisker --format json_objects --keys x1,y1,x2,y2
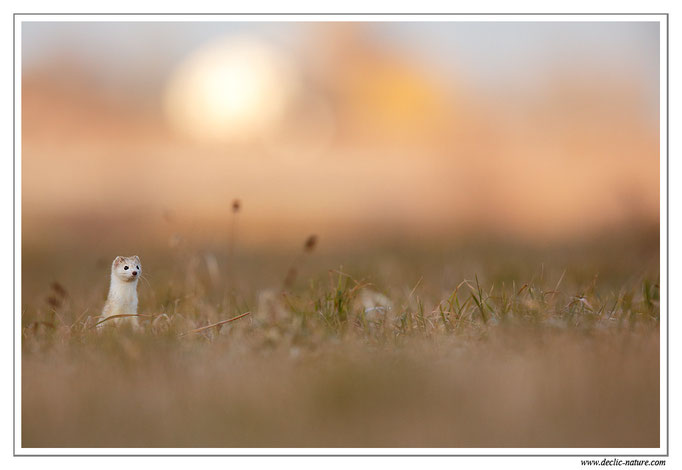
[{"x1": 139, "y1": 274, "x2": 153, "y2": 291}]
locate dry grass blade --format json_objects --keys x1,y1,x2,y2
[
  {"x1": 89, "y1": 314, "x2": 152, "y2": 329},
  {"x1": 550, "y1": 269, "x2": 566, "y2": 299},
  {"x1": 71, "y1": 308, "x2": 90, "y2": 328},
  {"x1": 179, "y1": 312, "x2": 251, "y2": 336},
  {"x1": 408, "y1": 276, "x2": 423, "y2": 299}
]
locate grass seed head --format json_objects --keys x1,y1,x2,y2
[
  {"x1": 50, "y1": 281, "x2": 68, "y2": 298},
  {"x1": 304, "y1": 235, "x2": 318, "y2": 253},
  {"x1": 46, "y1": 296, "x2": 60, "y2": 309}
]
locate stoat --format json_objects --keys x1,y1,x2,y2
[{"x1": 101, "y1": 255, "x2": 142, "y2": 331}]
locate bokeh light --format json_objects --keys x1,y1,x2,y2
[{"x1": 164, "y1": 36, "x2": 299, "y2": 143}]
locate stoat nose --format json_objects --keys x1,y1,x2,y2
[{"x1": 132, "y1": 271, "x2": 138, "y2": 276}]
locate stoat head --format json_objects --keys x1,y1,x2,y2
[{"x1": 112, "y1": 255, "x2": 141, "y2": 282}]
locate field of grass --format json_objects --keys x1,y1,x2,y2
[{"x1": 21, "y1": 227, "x2": 660, "y2": 448}]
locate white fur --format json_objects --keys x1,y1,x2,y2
[{"x1": 101, "y1": 255, "x2": 142, "y2": 331}]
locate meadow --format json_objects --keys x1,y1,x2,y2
[{"x1": 21, "y1": 223, "x2": 660, "y2": 448}]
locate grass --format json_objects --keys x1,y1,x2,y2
[{"x1": 21, "y1": 228, "x2": 660, "y2": 448}]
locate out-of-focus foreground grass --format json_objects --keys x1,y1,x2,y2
[{"x1": 21, "y1": 228, "x2": 660, "y2": 448}]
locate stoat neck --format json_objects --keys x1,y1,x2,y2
[{"x1": 109, "y1": 274, "x2": 138, "y2": 295}]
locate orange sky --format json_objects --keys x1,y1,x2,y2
[{"x1": 21, "y1": 23, "x2": 660, "y2": 246}]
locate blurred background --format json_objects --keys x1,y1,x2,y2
[{"x1": 22, "y1": 21, "x2": 660, "y2": 250}]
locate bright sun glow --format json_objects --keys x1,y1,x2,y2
[{"x1": 164, "y1": 36, "x2": 298, "y2": 143}]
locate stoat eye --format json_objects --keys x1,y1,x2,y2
[
  {"x1": 136, "y1": 265, "x2": 140, "y2": 270},
  {"x1": 124, "y1": 266, "x2": 129, "y2": 270}
]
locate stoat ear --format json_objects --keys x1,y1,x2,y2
[
  {"x1": 113, "y1": 256, "x2": 124, "y2": 266},
  {"x1": 133, "y1": 255, "x2": 140, "y2": 264}
]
